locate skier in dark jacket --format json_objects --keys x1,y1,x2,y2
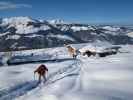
[{"x1": 34, "y1": 64, "x2": 48, "y2": 83}]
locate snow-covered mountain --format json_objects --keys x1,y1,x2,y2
[
  {"x1": 0, "y1": 16, "x2": 133, "y2": 51},
  {"x1": 47, "y1": 19, "x2": 67, "y2": 25}
]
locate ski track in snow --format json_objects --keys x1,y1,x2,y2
[
  {"x1": 0, "y1": 44, "x2": 133, "y2": 100},
  {"x1": 0, "y1": 81, "x2": 39, "y2": 100},
  {"x1": 44, "y1": 59, "x2": 81, "y2": 85},
  {"x1": 0, "y1": 59, "x2": 81, "y2": 100}
]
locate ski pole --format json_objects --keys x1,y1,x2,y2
[{"x1": 34, "y1": 72, "x2": 36, "y2": 80}]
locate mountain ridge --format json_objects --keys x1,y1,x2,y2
[{"x1": 0, "y1": 16, "x2": 133, "y2": 52}]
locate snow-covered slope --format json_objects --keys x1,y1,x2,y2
[{"x1": 0, "y1": 44, "x2": 133, "y2": 100}]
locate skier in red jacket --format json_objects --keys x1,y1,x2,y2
[{"x1": 34, "y1": 64, "x2": 48, "y2": 83}]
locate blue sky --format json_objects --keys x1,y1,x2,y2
[{"x1": 0, "y1": 0, "x2": 133, "y2": 24}]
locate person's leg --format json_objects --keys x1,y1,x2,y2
[
  {"x1": 43, "y1": 75, "x2": 47, "y2": 83},
  {"x1": 38, "y1": 74, "x2": 41, "y2": 83},
  {"x1": 73, "y1": 54, "x2": 77, "y2": 59}
]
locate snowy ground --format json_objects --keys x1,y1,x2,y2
[{"x1": 0, "y1": 44, "x2": 133, "y2": 100}]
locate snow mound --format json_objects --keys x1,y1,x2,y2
[{"x1": 79, "y1": 41, "x2": 112, "y2": 53}]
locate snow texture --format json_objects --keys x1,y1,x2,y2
[
  {"x1": 0, "y1": 44, "x2": 133, "y2": 100},
  {"x1": 1, "y1": 16, "x2": 50, "y2": 34},
  {"x1": 127, "y1": 32, "x2": 133, "y2": 38},
  {"x1": 102, "y1": 26, "x2": 120, "y2": 32},
  {"x1": 71, "y1": 26, "x2": 89, "y2": 32},
  {"x1": 6, "y1": 35, "x2": 20, "y2": 40},
  {"x1": 48, "y1": 34, "x2": 75, "y2": 41}
]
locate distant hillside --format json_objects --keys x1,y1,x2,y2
[{"x1": 0, "y1": 16, "x2": 133, "y2": 51}]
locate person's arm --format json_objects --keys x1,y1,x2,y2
[
  {"x1": 45, "y1": 67, "x2": 48, "y2": 71},
  {"x1": 43, "y1": 65, "x2": 48, "y2": 71},
  {"x1": 34, "y1": 69, "x2": 37, "y2": 74},
  {"x1": 34, "y1": 66, "x2": 40, "y2": 74}
]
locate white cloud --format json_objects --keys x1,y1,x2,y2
[{"x1": 0, "y1": 1, "x2": 32, "y2": 10}]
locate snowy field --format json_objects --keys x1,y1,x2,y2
[{"x1": 0, "y1": 44, "x2": 133, "y2": 100}]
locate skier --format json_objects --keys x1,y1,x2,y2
[
  {"x1": 64, "y1": 44, "x2": 77, "y2": 59},
  {"x1": 34, "y1": 64, "x2": 48, "y2": 83}
]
